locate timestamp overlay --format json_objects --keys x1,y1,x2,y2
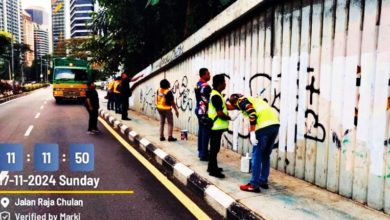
[{"x1": 0, "y1": 88, "x2": 209, "y2": 220}]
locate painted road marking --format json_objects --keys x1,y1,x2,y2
[
  {"x1": 205, "y1": 185, "x2": 235, "y2": 208},
  {"x1": 99, "y1": 118, "x2": 211, "y2": 220},
  {"x1": 40, "y1": 105, "x2": 44, "y2": 110},
  {"x1": 174, "y1": 163, "x2": 194, "y2": 178},
  {"x1": 35, "y1": 113, "x2": 40, "y2": 119},
  {"x1": 24, "y1": 125, "x2": 34, "y2": 136}
]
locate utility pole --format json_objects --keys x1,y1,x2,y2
[{"x1": 21, "y1": 54, "x2": 24, "y2": 84}]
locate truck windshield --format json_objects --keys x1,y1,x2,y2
[{"x1": 54, "y1": 68, "x2": 88, "y2": 81}]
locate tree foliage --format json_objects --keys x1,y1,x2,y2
[
  {"x1": 0, "y1": 31, "x2": 33, "y2": 81},
  {"x1": 88, "y1": 0, "x2": 235, "y2": 76}
]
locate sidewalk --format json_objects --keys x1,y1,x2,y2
[{"x1": 98, "y1": 98, "x2": 389, "y2": 220}]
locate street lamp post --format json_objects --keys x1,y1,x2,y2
[{"x1": 40, "y1": 58, "x2": 43, "y2": 82}]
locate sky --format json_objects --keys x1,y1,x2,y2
[{"x1": 22, "y1": 0, "x2": 51, "y2": 13}]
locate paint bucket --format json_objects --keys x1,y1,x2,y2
[
  {"x1": 240, "y1": 153, "x2": 251, "y2": 173},
  {"x1": 181, "y1": 129, "x2": 188, "y2": 140}
]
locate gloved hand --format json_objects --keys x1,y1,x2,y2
[
  {"x1": 250, "y1": 131, "x2": 258, "y2": 146},
  {"x1": 229, "y1": 111, "x2": 240, "y2": 121}
]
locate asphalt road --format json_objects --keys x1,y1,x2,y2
[{"x1": 0, "y1": 87, "x2": 202, "y2": 220}]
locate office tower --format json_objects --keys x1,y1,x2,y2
[
  {"x1": 70, "y1": 0, "x2": 94, "y2": 38},
  {"x1": 25, "y1": 6, "x2": 49, "y2": 26},
  {"x1": 22, "y1": 10, "x2": 34, "y2": 66},
  {"x1": 52, "y1": 0, "x2": 66, "y2": 55},
  {"x1": 0, "y1": 0, "x2": 22, "y2": 43},
  {"x1": 34, "y1": 24, "x2": 49, "y2": 59}
]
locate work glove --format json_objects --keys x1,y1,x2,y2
[{"x1": 250, "y1": 131, "x2": 258, "y2": 146}]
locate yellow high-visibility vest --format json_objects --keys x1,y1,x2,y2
[
  {"x1": 208, "y1": 90, "x2": 229, "y2": 131},
  {"x1": 108, "y1": 80, "x2": 114, "y2": 91},
  {"x1": 237, "y1": 96, "x2": 279, "y2": 130},
  {"x1": 113, "y1": 81, "x2": 120, "y2": 94},
  {"x1": 156, "y1": 88, "x2": 171, "y2": 110}
]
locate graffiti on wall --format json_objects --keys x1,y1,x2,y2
[
  {"x1": 158, "y1": 44, "x2": 184, "y2": 69},
  {"x1": 249, "y1": 73, "x2": 281, "y2": 112},
  {"x1": 171, "y1": 76, "x2": 194, "y2": 112},
  {"x1": 139, "y1": 87, "x2": 157, "y2": 114}
]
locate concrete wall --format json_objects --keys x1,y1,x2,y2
[{"x1": 130, "y1": 0, "x2": 390, "y2": 213}]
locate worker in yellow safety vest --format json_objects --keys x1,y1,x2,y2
[
  {"x1": 113, "y1": 76, "x2": 121, "y2": 113},
  {"x1": 156, "y1": 79, "x2": 179, "y2": 142},
  {"x1": 106, "y1": 79, "x2": 115, "y2": 110},
  {"x1": 207, "y1": 74, "x2": 234, "y2": 179},
  {"x1": 228, "y1": 93, "x2": 280, "y2": 193}
]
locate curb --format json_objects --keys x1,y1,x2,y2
[
  {"x1": 0, "y1": 93, "x2": 28, "y2": 104},
  {"x1": 99, "y1": 109, "x2": 263, "y2": 220}
]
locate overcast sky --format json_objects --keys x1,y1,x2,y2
[{"x1": 22, "y1": 0, "x2": 51, "y2": 12}]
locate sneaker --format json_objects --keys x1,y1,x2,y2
[
  {"x1": 122, "y1": 117, "x2": 131, "y2": 121},
  {"x1": 86, "y1": 131, "x2": 95, "y2": 135},
  {"x1": 259, "y1": 183, "x2": 269, "y2": 189},
  {"x1": 240, "y1": 183, "x2": 260, "y2": 193},
  {"x1": 92, "y1": 129, "x2": 100, "y2": 134},
  {"x1": 168, "y1": 137, "x2": 177, "y2": 142},
  {"x1": 209, "y1": 172, "x2": 225, "y2": 178},
  {"x1": 160, "y1": 137, "x2": 166, "y2": 141}
]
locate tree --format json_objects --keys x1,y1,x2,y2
[
  {"x1": 89, "y1": 0, "x2": 236, "y2": 76},
  {"x1": 64, "y1": 38, "x2": 90, "y2": 59}
]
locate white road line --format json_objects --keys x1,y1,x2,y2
[
  {"x1": 35, "y1": 113, "x2": 40, "y2": 119},
  {"x1": 24, "y1": 125, "x2": 34, "y2": 136},
  {"x1": 40, "y1": 105, "x2": 44, "y2": 110}
]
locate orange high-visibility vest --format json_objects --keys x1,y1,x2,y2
[{"x1": 156, "y1": 88, "x2": 171, "y2": 110}]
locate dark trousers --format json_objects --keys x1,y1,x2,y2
[
  {"x1": 114, "y1": 93, "x2": 121, "y2": 113},
  {"x1": 107, "y1": 93, "x2": 114, "y2": 110},
  {"x1": 208, "y1": 129, "x2": 224, "y2": 173},
  {"x1": 121, "y1": 96, "x2": 129, "y2": 119},
  {"x1": 197, "y1": 117, "x2": 210, "y2": 159},
  {"x1": 87, "y1": 108, "x2": 98, "y2": 131}
]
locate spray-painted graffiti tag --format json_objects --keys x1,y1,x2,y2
[
  {"x1": 139, "y1": 88, "x2": 157, "y2": 114},
  {"x1": 171, "y1": 76, "x2": 193, "y2": 112},
  {"x1": 249, "y1": 73, "x2": 281, "y2": 112}
]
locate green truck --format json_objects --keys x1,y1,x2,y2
[{"x1": 52, "y1": 58, "x2": 92, "y2": 103}]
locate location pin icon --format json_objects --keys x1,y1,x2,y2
[{"x1": 1, "y1": 197, "x2": 9, "y2": 208}]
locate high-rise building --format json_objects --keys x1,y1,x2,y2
[
  {"x1": 0, "y1": 0, "x2": 22, "y2": 43},
  {"x1": 34, "y1": 24, "x2": 49, "y2": 59},
  {"x1": 22, "y1": 10, "x2": 34, "y2": 66},
  {"x1": 0, "y1": 0, "x2": 4, "y2": 30},
  {"x1": 70, "y1": 0, "x2": 94, "y2": 38},
  {"x1": 25, "y1": 6, "x2": 49, "y2": 27},
  {"x1": 52, "y1": 0, "x2": 66, "y2": 55}
]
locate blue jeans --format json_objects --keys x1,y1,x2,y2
[
  {"x1": 250, "y1": 124, "x2": 279, "y2": 187},
  {"x1": 197, "y1": 116, "x2": 210, "y2": 158}
]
